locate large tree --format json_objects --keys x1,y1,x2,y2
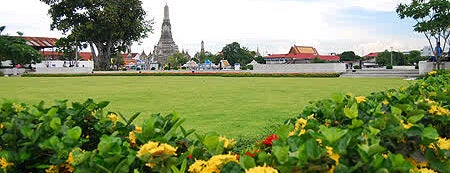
[
  {"x1": 0, "y1": 26, "x2": 42, "y2": 67},
  {"x1": 339, "y1": 51, "x2": 359, "y2": 61},
  {"x1": 40, "y1": 0, "x2": 152, "y2": 70},
  {"x1": 397, "y1": 0, "x2": 450, "y2": 65},
  {"x1": 376, "y1": 50, "x2": 407, "y2": 66},
  {"x1": 221, "y1": 42, "x2": 253, "y2": 65},
  {"x1": 407, "y1": 50, "x2": 427, "y2": 65}
]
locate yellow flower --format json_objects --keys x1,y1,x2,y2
[
  {"x1": 188, "y1": 154, "x2": 238, "y2": 173},
  {"x1": 417, "y1": 168, "x2": 438, "y2": 173},
  {"x1": 382, "y1": 100, "x2": 389, "y2": 106},
  {"x1": 137, "y1": 141, "x2": 177, "y2": 158},
  {"x1": 66, "y1": 151, "x2": 75, "y2": 165},
  {"x1": 134, "y1": 126, "x2": 142, "y2": 133},
  {"x1": 0, "y1": 157, "x2": 13, "y2": 169},
  {"x1": 137, "y1": 141, "x2": 178, "y2": 168},
  {"x1": 289, "y1": 118, "x2": 308, "y2": 136},
  {"x1": 326, "y1": 146, "x2": 340, "y2": 165},
  {"x1": 245, "y1": 164, "x2": 278, "y2": 173},
  {"x1": 316, "y1": 138, "x2": 322, "y2": 145},
  {"x1": 128, "y1": 131, "x2": 137, "y2": 146},
  {"x1": 428, "y1": 105, "x2": 450, "y2": 116},
  {"x1": 307, "y1": 114, "x2": 315, "y2": 119},
  {"x1": 405, "y1": 157, "x2": 428, "y2": 169},
  {"x1": 0, "y1": 123, "x2": 3, "y2": 129},
  {"x1": 188, "y1": 159, "x2": 208, "y2": 173},
  {"x1": 401, "y1": 86, "x2": 407, "y2": 91},
  {"x1": 355, "y1": 96, "x2": 366, "y2": 103},
  {"x1": 428, "y1": 71, "x2": 437, "y2": 76},
  {"x1": 400, "y1": 120, "x2": 413, "y2": 130},
  {"x1": 219, "y1": 136, "x2": 236, "y2": 149},
  {"x1": 108, "y1": 113, "x2": 119, "y2": 124},
  {"x1": 382, "y1": 153, "x2": 389, "y2": 159},
  {"x1": 45, "y1": 165, "x2": 58, "y2": 173},
  {"x1": 91, "y1": 110, "x2": 97, "y2": 116},
  {"x1": 436, "y1": 137, "x2": 450, "y2": 150},
  {"x1": 12, "y1": 103, "x2": 25, "y2": 113}
]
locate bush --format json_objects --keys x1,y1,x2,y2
[
  {"x1": 3, "y1": 70, "x2": 450, "y2": 172},
  {"x1": 0, "y1": 70, "x2": 3, "y2": 76},
  {"x1": 163, "y1": 66, "x2": 170, "y2": 70},
  {"x1": 353, "y1": 65, "x2": 361, "y2": 69},
  {"x1": 386, "y1": 65, "x2": 393, "y2": 69},
  {"x1": 122, "y1": 68, "x2": 127, "y2": 71},
  {"x1": 246, "y1": 65, "x2": 254, "y2": 70},
  {"x1": 241, "y1": 66, "x2": 247, "y2": 70},
  {"x1": 151, "y1": 67, "x2": 156, "y2": 70},
  {"x1": 173, "y1": 66, "x2": 179, "y2": 70},
  {"x1": 181, "y1": 66, "x2": 187, "y2": 70}
]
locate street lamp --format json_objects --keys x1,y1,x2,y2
[{"x1": 390, "y1": 47, "x2": 393, "y2": 66}]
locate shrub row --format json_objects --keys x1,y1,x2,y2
[
  {"x1": 1, "y1": 70, "x2": 448, "y2": 173},
  {"x1": 22, "y1": 72, "x2": 341, "y2": 78}
]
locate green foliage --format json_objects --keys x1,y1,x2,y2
[
  {"x1": 167, "y1": 52, "x2": 189, "y2": 68},
  {"x1": 376, "y1": 50, "x2": 407, "y2": 66},
  {"x1": 396, "y1": 0, "x2": 450, "y2": 62},
  {"x1": 39, "y1": 0, "x2": 152, "y2": 70},
  {"x1": 407, "y1": 50, "x2": 427, "y2": 65},
  {"x1": 221, "y1": 42, "x2": 254, "y2": 65},
  {"x1": 254, "y1": 56, "x2": 265, "y2": 64},
  {"x1": 386, "y1": 65, "x2": 393, "y2": 69},
  {"x1": 0, "y1": 33, "x2": 42, "y2": 66},
  {"x1": 339, "y1": 51, "x2": 360, "y2": 62},
  {"x1": 3, "y1": 70, "x2": 449, "y2": 172},
  {"x1": 151, "y1": 67, "x2": 156, "y2": 70},
  {"x1": 246, "y1": 65, "x2": 253, "y2": 70},
  {"x1": 312, "y1": 57, "x2": 326, "y2": 63},
  {"x1": 353, "y1": 65, "x2": 361, "y2": 69}
]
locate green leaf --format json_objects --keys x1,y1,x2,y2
[
  {"x1": 276, "y1": 125, "x2": 290, "y2": 142},
  {"x1": 203, "y1": 133, "x2": 222, "y2": 155},
  {"x1": 305, "y1": 139, "x2": 322, "y2": 160},
  {"x1": 422, "y1": 127, "x2": 439, "y2": 141},
  {"x1": 50, "y1": 117, "x2": 61, "y2": 130},
  {"x1": 408, "y1": 114, "x2": 424, "y2": 123},
  {"x1": 320, "y1": 125, "x2": 348, "y2": 144},
  {"x1": 46, "y1": 107, "x2": 58, "y2": 117},
  {"x1": 391, "y1": 106, "x2": 402, "y2": 116},
  {"x1": 344, "y1": 103, "x2": 358, "y2": 119},
  {"x1": 67, "y1": 126, "x2": 82, "y2": 141},
  {"x1": 240, "y1": 155, "x2": 256, "y2": 170},
  {"x1": 273, "y1": 145, "x2": 289, "y2": 164},
  {"x1": 348, "y1": 119, "x2": 364, "y2": 129},
  {"x1": 220, "y1": 161, "x2": 242, "y2": 173}
]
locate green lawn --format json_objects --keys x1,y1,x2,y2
[{"x1": 0, "y1": 76, "x2": 411, "y2": 137}]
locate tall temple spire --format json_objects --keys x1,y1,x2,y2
[
  {"x1": 201, "y1": 40, "x2": 205, "y2": 54},
  {"x1": 164, "y1": 3, "x2": 170, "y2": 20},
  {"x1": 153, "y1": 3, "x2": 179, "y2": 65}
]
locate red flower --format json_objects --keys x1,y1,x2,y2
[
  {"x1": 245, "y1": 151, "x2": 256, "y2": 157},
  {"x1": 262, "y1": 134, "x2": 279, "y2": 146},
  {"x1": 187, "y1": 154, "x2": 193, "y2": 159}
]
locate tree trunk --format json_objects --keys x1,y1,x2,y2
[{"x1": 93, "y1": 42, "x2": 112, "y2": 71}]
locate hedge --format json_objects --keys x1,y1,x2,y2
[
  {"x1": 0, "y1": 70, "x2": 448, "y2": 173},
  {"x1": 22, "y1": 72, "x2": 341, "y2": 78}
]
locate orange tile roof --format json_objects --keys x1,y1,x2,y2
[{"x1": 19, "y1": 36, "x2": 58, "y2": 49}]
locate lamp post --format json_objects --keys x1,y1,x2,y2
[{"x1": 390, "y1": 47, "x2": 393, "y2": 66}]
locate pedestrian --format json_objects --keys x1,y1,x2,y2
[{"x1": 430, "y1": 42, "x2": 442, "y2": 62}]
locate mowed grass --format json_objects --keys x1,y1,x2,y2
[{"x1": 0, "y1": 76, "x2": 411, "y2": 137}]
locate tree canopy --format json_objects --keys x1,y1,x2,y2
[
  {"x1": 40, "y1": 0, "x2": 152, "y2": 70},
  {"x1": 0, "y1": 26, "x2": 42, "y2": 67},
  {"x1": 221, "y1": 42, "x2": 253, "y2": 65},
  {"x1": 376, "y1": 50, "x2": 407, "y2": 66},
  {"x1": 339, "y1": 51, "x2": 360, "y2": 61},
  {"x1": 397, "y1": 0, "x2": 450, "y2": 61}
]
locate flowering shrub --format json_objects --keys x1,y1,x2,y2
[{"x1": 1, "y1": 70, "x2": 449, "y2": 173}]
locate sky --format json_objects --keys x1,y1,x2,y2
[{"x1": 0, "y1": 0, "x2": 428, "y2": 56}]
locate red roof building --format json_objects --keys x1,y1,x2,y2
[
  {"x1": 19, "y1": 36, "x2": 58, "y2": 49},
  {"x1": 265, "y1": 45, "x2": 340, "y2": 64}
]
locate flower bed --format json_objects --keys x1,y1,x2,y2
[{"x1": 0, "y1": 70, "x2": 449, "y2": 172}]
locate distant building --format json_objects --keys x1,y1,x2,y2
[
  {"x1": 264, "y1": 45, "x2": 339, "y2": 64},
  {"x1": 362, "y1": 52, "x2": 379, "y2": 68},
  {"x1": 153, "y1": 4, "x2": 179, "y2": 65}
]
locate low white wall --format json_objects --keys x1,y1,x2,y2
[
  {"x1": 0, "y1": 68, "x2": 26, "y2": 76},
  {"x1": 253, "y1": 63, "x2": 346, "y2": 73},
  {"x1": 419, "y1": 61, "x2": 450, "y2": 75},
  {"x1": 34, "y1": 67, "x2": 93, "y2": 74},
  {"x1": 33, "y1": 61, "x2": 94, "y2": 68},
  {"x1": 393, "y1": 66, "x2": 416, "y2": 70}
]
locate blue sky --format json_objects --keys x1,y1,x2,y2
[{"x1": 0, "y1": 0, "x2": 428, "y2": 56}]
